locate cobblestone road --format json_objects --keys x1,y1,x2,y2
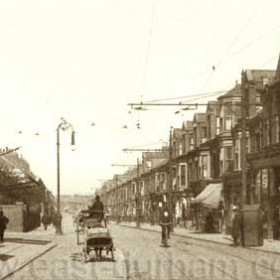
[{"x1": 110, "y1": 224, "x2": 280, "y2": 280}]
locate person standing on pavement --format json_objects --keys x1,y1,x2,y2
[
  {"x1": 182, "y1": 203, "x2": 187, "y2": 228},
  {"x1": 231, "y1": 206, "x2": 242, "y2": 246},
  {"x1": 0, "y1": 210, "x2": 9, "y2": 242},
  {"x1": 205, "y1": 210, "x2": 215, "y2": 233}
]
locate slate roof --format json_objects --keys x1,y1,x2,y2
[
  {"x1": 245, "y1": 69, "x2": 276, "y2": 83},
  {"x1": 218, "y1": 84, "x2": 241, "y2": 100}
]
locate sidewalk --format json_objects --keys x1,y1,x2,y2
[
  {"x1": 115, "y1": 221, "x2": 280, "y2": 255},
  {"x1": 1, "y1": 215, "x2": 127, "y2": 280},
  {"x1": 0, "y1": 225, "x2": 57, "y2": 279}
]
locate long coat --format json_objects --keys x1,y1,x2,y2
[
  {"x1": 0, "y1": 214, "x2": 9, "y2": 230},
  {"x1": 232, "y1": 212, "x2": 242, "y2": 238}
]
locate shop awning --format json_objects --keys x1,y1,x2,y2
[{"x1": 191, "y1": 183, "x2": 222, "y2": 209}]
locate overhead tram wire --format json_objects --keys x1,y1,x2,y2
[
  {"x1": 199, "y1": 4, "x2": 258, "y2": 93},
  {"x1": 228, "y1": 22, "x2": 280, "y2": 59},
  {"x1": 141, "y1": 4, "x2": 156, "y2": 101},
  {"x1": 190, "y1": 18, "x2": 280, "y2": 84},
  {"x1": 215, "y1": 0, "x2": 258, "y2": 70},
  {"x1": 129, "y1": 86, "x2": 234, "y2": 112},
  {"x1": 142, "y1": 89, "x2": 229, "y2": 103}
]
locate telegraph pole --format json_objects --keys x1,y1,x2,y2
[
  {"x1": 168, "y1": 128, "x2": 174, "y2": 232},
  {"x1": 122, "y1": 148, "x2": 168, "y2": 228},
  {"x1": 115, "y1": 175, "x2": 119, "y2": 223},
  {"x1": 111, "y1": 163, "x2": 138, "y2": 226},
  {"x1": 136, "y1": 158, "x2": 140, "y2": 228},
  {"x1": 240, "y1": 71, "x2": 247, "y2": 207}
]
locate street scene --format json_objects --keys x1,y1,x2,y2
[{"x1": 1, "y1": 0, "x2": 280, "y2": 279}]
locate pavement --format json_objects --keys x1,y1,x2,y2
[
  {"x1": 0, "y1": 215, "x2": 127, "y2": 280},
  {"x1": 0, "y1": 225, "x2": 57, "y2": 279},
  {"x1": 115, "y1": 221, "x2": 280, "y2": 256}
]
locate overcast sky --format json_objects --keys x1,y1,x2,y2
[{"x1": 0, "y1": 0, "x2": 279, "y2": 195}]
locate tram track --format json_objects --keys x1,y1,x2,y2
[{"x1": 114, "y1": 223, "x2": 280, "y2": 279}]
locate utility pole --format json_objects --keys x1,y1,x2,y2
[
  {"x1": 115, "y1": 175, "x2": 120, "y2": 223},
  {"x1": 123, "y1": 147, "x2": 171, "y2": 228},
  {"x1": 136, "y1": 158, "x2": 141, "y2": 228},
  {"x1": 111, "y1": 163, "x2": 138, "y2": 226},
  {"x1": 240, "y1": 71, "x2": 247, "y2": 208},
  {"x1": 168, "y1": 128, "x2": 174, "y2": 232}
]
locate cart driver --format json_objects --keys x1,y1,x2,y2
[{"x1": 88, "y1": 195, "x2": 104, "y2": 222}]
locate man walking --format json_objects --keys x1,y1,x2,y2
[{"x1": 0, "y1": 210, "x2": 9, "y2": 242}]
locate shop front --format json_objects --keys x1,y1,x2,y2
[
  {"x1": 190, "y1": 182, "x2": 224, "y2": 233},
  {"x1": 248, "y1": 150, "x2": 280, "y2": 239}
]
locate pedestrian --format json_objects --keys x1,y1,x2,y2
[
  {"x1": 0, "y1": 210, "x2": 9, "y2": 242},
  {"x1": 41, "y1": 214, "x2": 50, "y2": 230},
  {"x1": 205, "y1": 210, "x2": 215, "y2": 233},
  {"x1": 231, "y1": 206, "x2": 242, "y2": 246},
  {"x1": 182, "y1": 203, "x2": 187, "y2": 228}
]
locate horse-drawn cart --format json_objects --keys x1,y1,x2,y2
[{"x1": 76, "y1": 210, "x2": 114, "y2": 262}]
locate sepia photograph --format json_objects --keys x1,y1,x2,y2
[{"x1": 0, "y1": 0, "x2": 280, "y2": 279}]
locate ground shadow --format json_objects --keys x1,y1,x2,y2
[
  {"x1": 4, "y1": 238, "x2": 51, "y2": 245},
  {"x1": 0, "y1": 254, "x2": 14, "y2": 261},
  {"x1": 70, "y1": 252, "x2": 115, "y2": 263},
  {"x1": 160, "y1": 244, "x2": 171, "y2": 248}
]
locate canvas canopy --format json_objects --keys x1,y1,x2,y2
[{"x1": 191, "y1": 183, "x2": 222, "y2": 209}]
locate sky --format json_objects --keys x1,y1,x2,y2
[{"x1": 0, "y1": 0, "x2": 279, "y2": 195}]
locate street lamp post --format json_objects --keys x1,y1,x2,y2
[{"x1": 56, "y1": 119, "x2": 75, "y2": 235}]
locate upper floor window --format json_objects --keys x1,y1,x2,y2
[
  {"x1": 202, "y1": 127, "x2": 207, "y2": 143},
  {"x1": 201, "y1": 155, "x2": 208, "y2": 178},
  {"x1": 180, "y1": 164, "x2": 186, "y2": 187},
  {"x1": 272, "y1": 115, "x2": 279, "y2": 145},
  {"x1": 190, "y1": 137, "x2": 194, "y2": 150},
  {"x1": 225, "y1": 116, "x2": 232, "y2": 130},
  {"x1": 265, "y1": 119, "x2": 270, "y2": 146},
  {"x1": 179, "y1": 142, "x2": 183, "y2": 155},
  {"x1": 216, "y1": 117, "x2": 220, "y2": 135},
  {"x1": 224, "y1": 146, "x2": 234, "y2": 172},
  {"x1": 255, "y1": 133, "x2": 261, "y2": 152}
]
